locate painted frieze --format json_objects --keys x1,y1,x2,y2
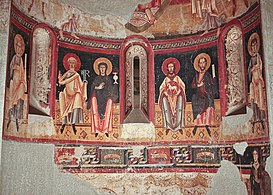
[{"x1": 2, "y1": 0, "x2": 271, "y2": 194}]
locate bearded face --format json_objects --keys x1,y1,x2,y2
[{"x1": 198, "y1": 57, "x2": 207, "y2": 72}]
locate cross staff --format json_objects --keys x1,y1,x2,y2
[{"x1": 80, "y1": 69, "x2": 90, "y2": 84}]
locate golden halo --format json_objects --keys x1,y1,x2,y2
[
  {"x1": 248, "y1": 32, "x2": 260, "y2": 57},
  {"x1": 193, "y1": 53, "x2": 211, "y2": 72},
  {"x1": 93, "y1": 57, "x2": 112, "y2": 75},
  {"x1": 63, "y1": 53, "x2": 81, "y2": 71},
  {"x1": 14, "y1": 34, "x2": 25, "y2": 56}
]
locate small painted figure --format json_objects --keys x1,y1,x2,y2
[
  {"x1": 7, "y1": 34, "x2": 27, "y2": 131},
  {"x1": 58, "y1": 53, "x2": 87, "y2": 135},
  {"x1": 250, "y1": 149, "x2": 262, "y2": 195},
  {"x1": 191, "y1": 53, "x2": 217, "y2": 137},
  {"x1": 247, "y1": 33, "x2": 266, "y2": 131},
  {"x1": 158, "y1": 58, "x2": 186, "y2": 135},
  {"x1": 191, "y1": 0, "x2": 226, "y2": 36},
  {"x1": 87, "y1": 58, "x2": 118, "y2": 137},
  {"x1": 137, "y1": 0, "x2": 161, "y2": 25},
  {"x1": 250, "y1": 148, "x2": 272, "y2": 195},
  {"x1": 60, "y1": 14, "x2": 80, "y2": 40},
  {"x1": 28, "y1": 0, "x2": 47, "y2": 20}
]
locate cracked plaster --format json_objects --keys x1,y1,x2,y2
[
  {"x1": 60, "y1": 0, "x2": 150, "y2": 21},
  {"x1": 233, "y1": 142, "x2": 248, "y2": 156},
  {"x1": 1, "y1": 0, "x2": 273, "y2": 194},
  {"x1": 0, "y1": 0, "x2": 11, "y2": 167},
  {"x1": 260, "y1": 0, "x2": 273, "y2": 193},
  {"x1": 207, "y1": 160, "x2": 248, "y2": 195}
]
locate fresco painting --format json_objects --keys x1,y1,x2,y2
[
  {"x1": 58, "y1": 53, "x2": 87, "y2": 135},
  {"x1": 4, "y1": 24, "x2": 30, "y2": 133},
  {"x1": 158, "y1": 57, "x2": 186, "y2": 135},
  {"x1": 2, "y1": 0, "x2": 271, "y2": 194}
]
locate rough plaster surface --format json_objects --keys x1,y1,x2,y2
[
  {"x1": 0, "y1": 0, "x2": 11, "y2": 167},
  {"x1": 207, "y1": 160, "x2": 248, "y2": 195},
  {"x1": 60, "y1": 0, "x2": 150, "y2": 20},
  {"x1": 0, "y1": 141, "x2": 100, "y2": 195},
  {"x1": 76, "y1": 172, "x2": 212, "y2": 194},
  {"x1": 26, "y1": 114, "x2": 56, "y2": 136},
  {"x1": 260, "y1": 0, "x2": 273, "y2": 193},
  {"x1": 121, "y1": 123, "x2": 155, "y2": 140},
  {"x1": 233, "y1": 142, "x2": 248, "y2": 156},
  {"x1": 220, "y1": 108, "x2": 253, "y2": 135}
]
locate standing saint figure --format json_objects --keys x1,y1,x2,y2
[
  {"x1": 58, "y1": 53, "x2": 87, "y2": 135},
  {"x1": 250, "y1": 148, "x2": 272, "y2": 195},
  {"x1": 87, "y1": 58, "x2": 118, "y2": 138},
  {"x1": 191, "y1": 53, "x2": 217, "y2": 137},
  {"x1": 250, "y1": 148, "x2": 263, "y2": 195},
  {"x1": 191, "y1": 0, "x2": 226, "y2": 36},
  {"x1": 247, "y1": 32, "x2": 266, "y2": 131},
  {"x1": 59, "y1": 14, "x2": 80, "y2": 40},
  {"x1": 7, "y1": 34, "x2": 27, "y2": 131},
  {"x1": 158, "y1": 58, "x2": 186, "y2": 135}
]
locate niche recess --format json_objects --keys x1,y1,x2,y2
[
  {"x1": 219, "y1": 23, "x2": 247, "y2": 116},
  {"x1": 29, "y1": 25, "x2": 57, "y2": 116},
  {"x1": 120, "y1": 35, "x2": 155, "y2": 124}
]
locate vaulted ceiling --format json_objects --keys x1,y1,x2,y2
[
  {"x1": 60, "y1": 0, "x2": 191, "y2": 20},
  {"x1": 60, "y1": 0, "x2": 150, "y2": 20}
]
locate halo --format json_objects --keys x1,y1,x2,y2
[
  {"x1": 248, "y1": 32, "x2": 260, "y2": 57},
  {"x1": 93, "y1": 57, "x2": 112, "y2": 75},
  {"x1": 162, "y1": 57, "x2": 180, "y2": 75},
  {"x1": 63, "y1": 53, "x2": 81, "y2": 71},
  {"x1": 193, "y1": 53, "x2": 211, "y2": 72},
  {"x1": 14, "y1": 34, "x2": 25, "y2": 56}
]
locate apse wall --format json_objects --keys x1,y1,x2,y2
[{"x1": 1, "y1": 1, "x2": 272, "y2": 194}]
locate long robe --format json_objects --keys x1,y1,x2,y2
[
  {"x1": 249, "y1": 53, "x2": 265, "y2": 111},
  {"x1": 59, "y1": 71, "x2": 87, "y2": 125},
  {"x1": 191, "y1": 0, "x2": 225, "y2": 31},
  {"x1": 89, "y1": 75, "x2": 117, "y2": 134},
  {"x1": 191, "y1": 71, "x2": 216, "y2": 125},
  {"x1": 158, "y1": 75, "x2": 186, "y2": 130},
  {"x1": 9, "y1": 54, "x2": 27, "y2": 120}
]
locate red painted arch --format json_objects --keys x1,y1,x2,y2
[{"x1": 119, "y1": 35, "x2": 155, "y2": 124}]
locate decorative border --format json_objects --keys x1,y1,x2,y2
[
  {"x1": 151, "y1": 34, "x2": 217, "y2": 50},
  {"x1": 57, "y1": 34, "x2": 121, "y2": 50},
  {"x1": 241, "y1": 4, "x2": 260, "y2": 29},
  {"x1": 11, "y1": 6, "x2": 36, "y2": 32},
  {"x1": 54, "y1": 143, "x2": 270, "y2": 173}
]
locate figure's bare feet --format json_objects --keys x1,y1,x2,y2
[
  {"x1": 28, "y1": 5, "x2": 33, "y2": 12},
  {"x1": 71, "y1": 33, "x2": 80, "y2": 39},
  {"x1": 28, "y1": 0, "x2": 35, "y2": 12},
  {"x1": 145, "y1": 9, "x2": 155, "y2": 25},
  {"x1": 216, "y1": 28, "x2": 221, "y2": 38},
  {"x1": 149, "y1": 15, "x2": 155, "y2": 25},
  {"x1": 201, "y1": 30, "x2": 208, "y2": 37},
  {"x1": 59, "y1": 30, "x2": 64, "y2": 40}
]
